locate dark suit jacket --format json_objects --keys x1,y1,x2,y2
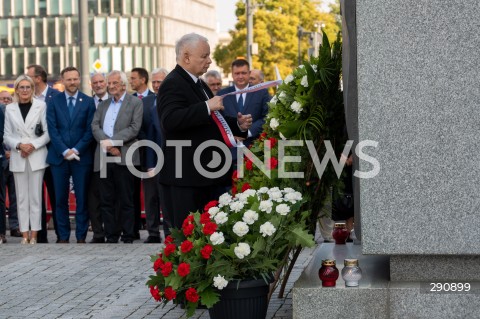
[
  {"x1": 0, "y1": 104, "x2": 4, "y2": 160},
  {"x1": 133, "y1": 90, "x2": 154, "y2": 98},
  {"x1": 143, "y1": 95, "x2": 162, "y2": 169},
  {"x1": 45, "y1": 87, "x2": 60, "y2": 103},
  {"x1": 218, "y1": 86, "x2": 270, "y2": 148},
  {"x1": 157, "y1": 64, "x2": 247, "y2": 187},
  {"x1": 91, "y1": 93, "x2": 143, "y2": 171},
  {"x1": 46, "y1": 91, "x2": 96, "y2": 166}
]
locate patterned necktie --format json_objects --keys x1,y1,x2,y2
[
  {"x1": 68, "y1": 96, "x2": 74, "y2": 118},
  {"x1": 238, "y1": 94, "x2": 244, "y2": 112},
  {"x1": 138, "y1": 94, "x2": 143, "y2": 99}
]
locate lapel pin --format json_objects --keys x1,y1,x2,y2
[{"x1": 79, "y1": 98, "x2": 83, "y2": 102}]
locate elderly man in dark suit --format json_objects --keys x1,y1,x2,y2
[
  {"x1": 157, "y1": 33, "x2": 252, "y2": 233},
  {"x1": 91, "y1": 70, "x2": 143, "y2": 244},
  {"x1": 46, "y1": 67, "x2": 96, "y2": 244}
]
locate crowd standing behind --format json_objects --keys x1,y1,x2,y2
[{"x1": 0, "y1": 33, "x2": 273, "y2": 245}]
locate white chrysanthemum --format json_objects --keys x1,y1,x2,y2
[
  {"x1": 299, "y1": 64, "x2": 305, "y2": 69},
  {"x1": 276, "y1": 203, "x2": 291, "y2": 216},
  {"x1": 213, "y1": 275, "x2": 229, "y2": 290},
  {"x1": 214, "y1": 211, "x2": 228, "y2": 225},
  {"x1": 259, "y1": 222, "x2": 276, "y2": 237},
  {"x1": 293, "y1": 191, "x2": 303, "y2": 200},
  {"x1": 257, "y1": 187, "x2": 269, "y2": 194},
  {"x1": 242, "y1": 210, "x2": 259, "y2": 225},
  {"x1": 284, "y1": 74, "x2": 294, "y2": 84},
  {"x1": 284, "y1": 192, "x2": 301, "y2": 204},
  {"x1": 269, "y1": 191, "x2": 283, "y2": 202},
  {"x1": 279, "y1": 132, "x2": 287, "y2": 140},
  {"x1": 270, "y1": 95, "x2": 278, "y2": 105},
  {"x1": 312, "y1": 65, "x2": 318, "y2": 72},
  {"x1": 268, "y1": 187, "x2": 280, "y2": 193},
  {"x1": 229, "y1": 201, "x2": 245, "y2": 213},
  {"x1": 234, "y1": 243, "x2": 251, "y2": 259},
  {"x1": 270, "y1": 118, "x2": 279, "y2": 130},
  {"x1": 243, "y1": 189, "x2": 256, "y2": 197},
  {"x1": 279, "y1": 92, "x2": 287, "y2": 101},
  {"x1": 301, "y1": 75, "x2": 308, "y2": 87},
  {"x1": 283, "y1": 187, "x2": 295, "y2": 193},
  {"x1": 233, "y1": 221, "x2": 249, "y2": 237},
  {"x1": 208, "y1": 206, "x2": 220, "y2": 218},
  {"x1": 259, "y1": 200, "x2": 273, "y2": 213},
  {"x1": 218, "y1": 193, "x2": 232, "y2": 207},
  {"x1": 210, "y1": 232, "x2": 225, "y2": 245},
  {"x1": 291, "y1": 101, "x2": 303, "y2": 113},
  {"x1": 235, "y1": 193, "x2": 249, "y2": 203}
]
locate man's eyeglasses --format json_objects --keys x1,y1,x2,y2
[
  {"x1": 0, "y1": 97, "x2": 12, "y2": 102},
  {"x1": 17, "y1": 86, "x2": 32, "y2": 91}
]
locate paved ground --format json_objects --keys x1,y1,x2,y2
[{"x1": 0, "y1": 229, "x2": 319, "y2": 319}]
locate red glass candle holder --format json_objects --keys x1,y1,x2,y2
[
  {"x1": 318, "y1": 259, "x2": 339, "y2": 287},
  {"x1": 332, "y1": 223, "x2": 350, "y2": 244}
]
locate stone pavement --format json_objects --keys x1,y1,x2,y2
[{"x1": 0, "y1": 230, "x2": 318, "y2": 319}]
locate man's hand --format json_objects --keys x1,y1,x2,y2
[
  {"x1": 64, "y1": 149, "x2": 76, "y2": 160},
  {"x1": 108, "y1": 147, "x2": 121, "y2": 157},
  {"x1": 207, "y1": 96, "x2": 224, "y2": 112},
  {"x1": 237, "y1": 112, "x2": 252, "y2": 131},
  {"x1": 5, "y1": 150, "x2": 10, "y2": 160}
]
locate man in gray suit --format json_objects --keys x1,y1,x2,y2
[{"x1": 91, "y1": 70, "x2": 143, "y2": 243}]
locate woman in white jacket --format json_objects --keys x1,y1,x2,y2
[{"x1": 4, "y1": 75, "x2": 50, "y2": 244}]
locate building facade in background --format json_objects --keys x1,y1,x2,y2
[{"x1": 0, "y1": 0, "x2": 217, "y2": 84}]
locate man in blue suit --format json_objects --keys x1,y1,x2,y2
[
  {"x1": 217, "y1": 59, "x2": 270, "y2": 160},
  {"x1": 27, "y1": 64, "x2": 60, "y2": 243},
  {"x1": 46, "y1": 67, "x2": 96, "y2": 243}
]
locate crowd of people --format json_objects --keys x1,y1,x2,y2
[{"x1": 0, "y1": 32, "x2": 272, "y2": 245}]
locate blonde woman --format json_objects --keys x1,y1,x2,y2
[{"x1": 4, "y1": 75, "x2": 50, "y2": 244}]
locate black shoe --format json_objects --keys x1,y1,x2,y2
[
  {"x1": 144, "y1": 236, "x2": 161, "y2": 244},
  {"x1": 106, "y1": 239, "x2": 118, "y2": 244},
  {"x1": 77, "y1": 239, "x2": 86, "y2": 244},
  {"x1": 134, "y1": 232, "x2": 141, "y2": 240},
  {"x1": 90, "y1": 237, "x2": 105, "y2": 243},
  {"x1": 56, "y1": 239, "x2": 69, "y2": 244},
  {"x1": 37, "y1": 237, "x2": 49, "y2": 243},
  {"x1": 10, "y1": 229, "x2": 22, "y2": 237},
  {"x1": 123, "y1": 239, "x2": 133, "y2": 244}
]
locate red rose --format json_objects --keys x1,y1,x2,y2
[
  {"x1": 182, "y1": 215, "x2": 194, "y2": 228},
  {"x1": 232, "y1": 170, "x2": 238, "y2": 181},
  {"x1": 200, "y1": 244, "x2": 213, "y2": 259},
  {"x1": 267, "y1": 157, "x2": 278, "y2": 169},
  {"x1": 268, "y1": 137, "x2": 277, "y2": 148},
  {"x1": 200, "y1": 212, "x2": 211, "y2": 224},
  {"x1": 164, "y1": 236, "x2": 174, "y2": 244},
  {"x1": 163, "y1": 286, "x2": 177, "y2": 300},
  {"x1": 160, "y1": 262, "x2": 173, "y2": 277},
  {"x1": 183, "y1": 223, "x2": 194, "y2": 236},
  {"x1": 185, "y1": 287, "x2": 199, "y2": 303},
  {"x1": 163, "y1": 243, "x2": 176, "y2": 257},
  {"x1": 177, "y1": 262, "x2": 191, "y2": 277},
  {"x1": 245, "y1": 159, "x2": 253, "y2": 170},
  {"x1": 231, "y1": 185, "x2": 238, "y2": 196},
  {"x1": 150, "y1": 286, "x2": 161, "y2": 301},
  {"x1": 180, "y1": 240, "x2": 194, "y2": 253},
  {"x1": 203, "y1": 222, "x2": 218, "y2": 235},
  {"x1": 241, "y1": 183, "x2": 251, "y2": 192},
  {"x1": 259, "y1": 132, "x2": 267, "y2": 140},
  {"x1": 153, "y1": 257, "x2": 164, "y2": 272},
  {"x1": 204, "y1": 200, "x2": 219, "y2": 213}
]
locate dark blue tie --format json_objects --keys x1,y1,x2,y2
[
  {"x1": 68, "y1": 96, "x2": 74, "y2": 119},
  {"x1": 238, "y1": 94, "x2": 244, "y2": 113}
]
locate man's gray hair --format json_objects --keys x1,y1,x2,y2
[
  {"x1": 107, "y1": 70, "x2": 128, "y2": 86},
  {"x1": 91, "y1": 72, "x2": 106, "y2": 80},
  {"x1": 204, "y1": 70, "x2": 221, "y2": 80},
  {"x1": 152, "y1": 68, "x2": 169, "y2": 76},
  {"x1": 175, "y1": 33, "x2": 208, "y2": 61}
]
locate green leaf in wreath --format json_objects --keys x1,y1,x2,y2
[
  {"x1": 199, "y1": 287, "x2": 220, "y2": 308},
  {"x1": 278, "y1": 121, "x2": 302, "y2": 138},
  {"x1": 290, "y1": 226, "x2": 315, "y2": 247}
]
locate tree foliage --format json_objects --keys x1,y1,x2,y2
[{"x1": 213, "y1": 0, "x2": 341, "y2": 80}]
